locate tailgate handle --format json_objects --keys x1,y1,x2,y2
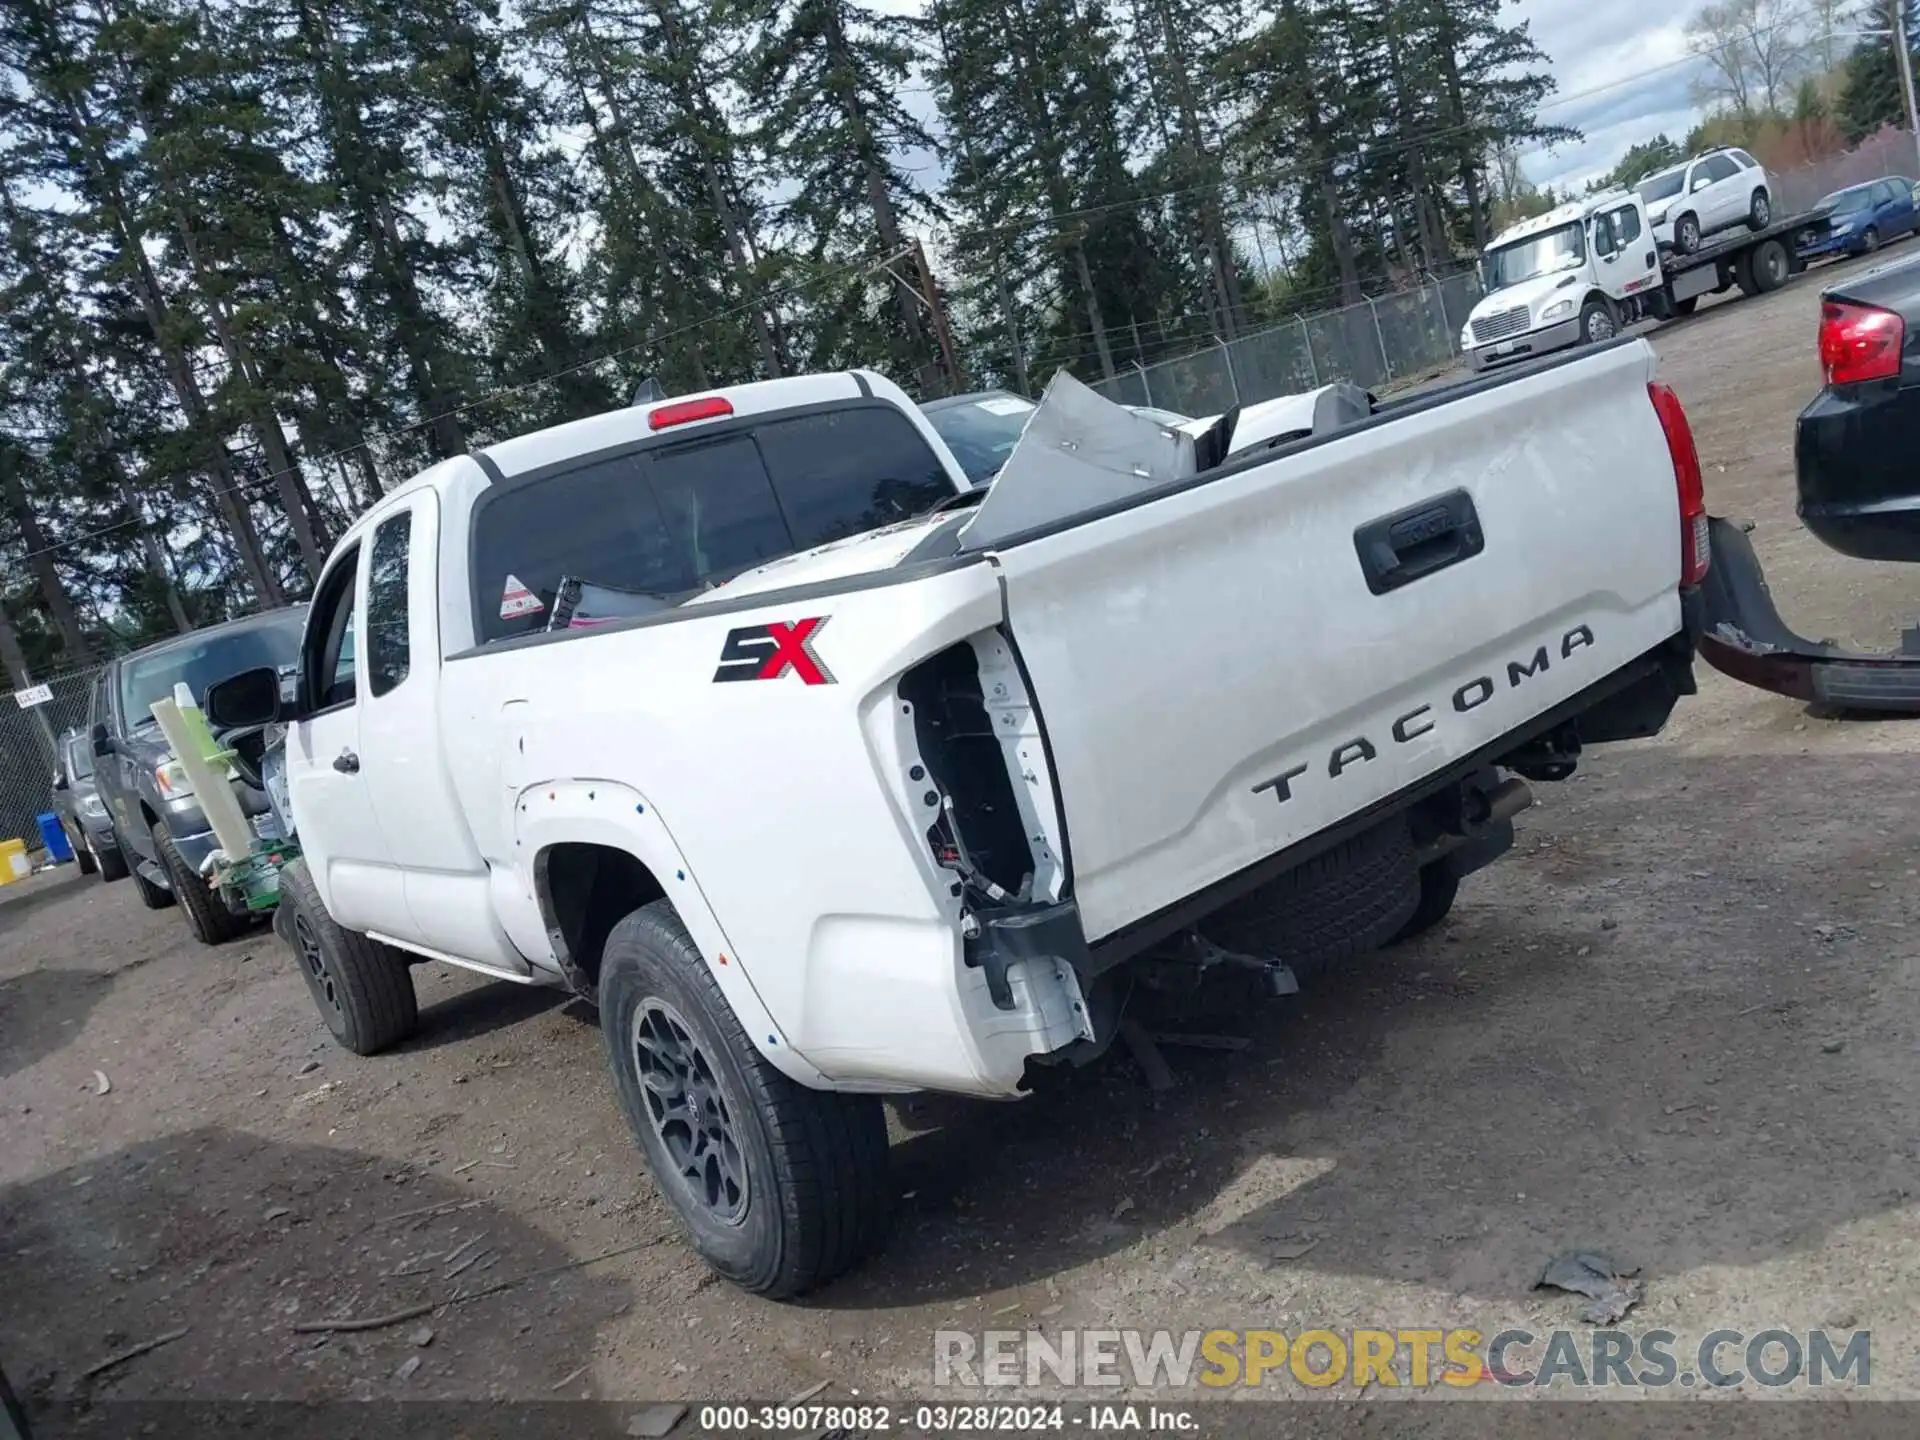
[{"x1": 1354, "y1": 489, "x2": 1485, "y2": 595}]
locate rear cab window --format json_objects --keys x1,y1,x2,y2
[{"x1": 470, "y1": 404, "x2": 955, "y2": 645}]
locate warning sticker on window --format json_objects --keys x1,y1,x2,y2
[
  {"x1": 500, "y1": 575, "x2": 545, "y2": 620},
  {"x1": 977, "y1": 396, "x2": 1036, "y2": 416}
]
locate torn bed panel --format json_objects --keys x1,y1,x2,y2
[{"x1": 956, "y1": 372, "x2": 1199, "y2": 552}]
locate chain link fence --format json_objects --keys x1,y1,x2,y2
[
  {"x1": 1092, "y1": 270, "x2": 1486, "y2": 414},
  {"x1": 1, "y1": 666, "x2": 105, "y2": 859}
]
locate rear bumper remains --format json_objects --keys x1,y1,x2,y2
[{"x1": 1698, "y1": 516, "x2": 1920, "y2": 711}]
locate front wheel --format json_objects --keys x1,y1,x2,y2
[
  {"x1": 599, "y1": 900, "x2": 891, "y2": 1298},
  {"x1": 124, "y1": 827, "x2": 174, "y2": 911},
  {"x1": 1749, "y1": 189, "x2": 1771, "y2": 230},
  {"x1": 278, "y1": 859, "x2": 419, "y2": 1054},
  {"x1": 70, "y1": 827, "x2": 97, "y2": 877},
  {"x1": 153, "y1": 823, "x2": 247, "y2": 945},
  {"x1": 1674, "y1": 214, "x2": 1702, "y2": 254},
  {"x1": 1579, "y1": 298, "x2": 1617, "y2": 344},
  {"x1": 1862, "y1": 226, "x2": 1882, "y2": 254}
]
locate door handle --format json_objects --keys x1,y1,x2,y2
[
  {"x1": 1354, "y1": 489, "x2": 1486, "y2": 596},
  {"x1": 333, "y1": 751, "x2": 360, "y2": 775}
]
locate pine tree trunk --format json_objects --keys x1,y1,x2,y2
[
  {"x1": 820, "y1": 2, "x2": 933, "y2": 380},
  {"x1": 1072, "y1": 240, "x2": 1118, "y2": 380},
  {"x1": 168, "y1": 208, "x2": 329, "y2": 583},
  {"x1": 109, "y1": 452, "x2": 193, "y2": 633},
  {"x1": 293, "y1": 0, "x2": 468, "y2": 460},
  {"x1": 1147, "y1": 0, "x2": 1242, "y2": 333},
  {"x1": 0, "y1": 447, "x2": 89, "y2": 660},
  {"x1": 0, "y1": 595, "x2": 60, "y2": 770},
  {"x1": 648, "y1": 1, "x2": 785, "y2": 378},
  {"x1": 54, "y1": 92, "x2": 282, "y2": 604}
]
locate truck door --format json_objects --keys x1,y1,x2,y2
[
  {"x1": 1594, "y1": 201, "x2": 1659, "y2": 304},
  {"x1": 285, "y1": 538, "x2": 415, "y2": 937},
  {"x1": 356, "y1": 494, "x2": 527, "y2": 972}
]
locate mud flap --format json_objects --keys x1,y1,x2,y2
[{"x1": 1699, "y1": 516, "x2": 1920, "y2": 711}]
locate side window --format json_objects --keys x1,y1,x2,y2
[
  {"x1": 304, "y1": 544, "x2": 360, "y2": 711},
  {"x1": 1609, "y1": 205, "x2": 1642, "y2": 247},
  {"x1": 1873, "y1": 180, "x2": 1899, "y2": 206},
  {"x1": 1733, "y1": 150, "x2": 1758, "y2": 170},
  {"x1": 365, "y1": 511, "x2": 412, "y2": 698},
  {"x1": 1701, "y1": 154, "x2": 1740, "y2": 184}
]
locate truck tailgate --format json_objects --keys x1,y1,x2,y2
[{"x1": 988, "y1": 340, "x2": 1684, "y2": 943}]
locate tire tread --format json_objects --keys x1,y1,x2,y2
[
  {"x1": 280, "y1": 859, "x2": 418, "y2": 1054},
  {"x1": 1202, "y1": 818, "x2": 1421, "y2": 979}
]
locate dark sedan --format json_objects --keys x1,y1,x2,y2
[
  {"x1": 1800, "y1": 178, "x2": 1920, "y2": 261},
  {"x1": 1796, "y1": 251, "x2": 1920, "y2": 561}
]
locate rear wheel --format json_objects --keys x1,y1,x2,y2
[
  {"x1": 600, "y1": 899, "x2": 892, "y2": 1298},
  {"x1": 1674, "y1": 213, "x2": 1702, "y2": 254},
  {"x1": 93, "y1": 832, "x2": 129, "y2": 883},
  {"x1": 1749, "y1": 189, "x2": 1771, "y2": 230},
  {"x1": 279, "y1": 858, "x2": 419, "y2": 1054},
  {"x1": 1671, "y1": 296, "x2": 1700, "y2": 316},
  {"x1": 153, "y1": 822, "x2": 247, "y2": 945},
  {"x1": 1749, "y1": 238, "x2": 1790, "y2": 293}
]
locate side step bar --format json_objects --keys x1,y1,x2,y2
[{"x1": 1698, "y1": 516, "x2": 1920, "y2": 712}]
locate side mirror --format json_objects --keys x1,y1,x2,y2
[
  {"x1": 1692, "y1": 175, "x2": 1712, "y2": 193},
  {"x1": 91, "y1": 722, "x2": 113, "y2": 759},
  {"x1": 204, "y1": 666, "x2": 285, "y2": 729}
]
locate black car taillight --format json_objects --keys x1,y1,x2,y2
[{"x1": 1819, "y1": 300, "x2": 1904, "y2": 386}]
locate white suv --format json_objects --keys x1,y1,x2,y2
[{"x1": 1635, "y1": 149, "x2": 1774, "y2": 254}]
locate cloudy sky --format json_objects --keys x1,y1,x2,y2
[{"x1": 1513, "y1": 0, "x2": 1707, "y2": 190}]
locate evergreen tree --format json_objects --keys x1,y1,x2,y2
[{"x1": 741, "y1": 0, "x2": 947, "y2": 387}]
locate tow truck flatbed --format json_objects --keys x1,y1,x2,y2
[{"x1": 1657, "y1": 210, "x2": 1828, "y2": 312}]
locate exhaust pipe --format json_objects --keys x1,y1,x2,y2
[
  {"x1": 1464, "y1": 777, "x2": 1532, "y2": 835},
  {"x1": 1415, "y1": 776, "x2": 1533, "y2": 865}
]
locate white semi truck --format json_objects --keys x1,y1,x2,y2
[{"x1": 1462, "y1": 189, "x2": 1824, "y2": 371}]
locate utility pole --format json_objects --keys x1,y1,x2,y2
[
  {"x1": 1900, "y1": 3, "x2": 1920, "y2": 179},
  {"x1": 909, "y1": 239, "x2": 966, "y2": 396}
]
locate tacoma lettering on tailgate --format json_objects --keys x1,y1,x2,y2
[{"x1": 1253, "y1": 625, "x2": 1596, "y2": 806}]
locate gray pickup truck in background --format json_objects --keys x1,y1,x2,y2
[{"x1": 89, "y1": 609, "x2": 305, "y2": 944}]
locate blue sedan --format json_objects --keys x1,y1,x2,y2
[{"x1": 1801, "y1": 178, "x2": 1920, "y2": 260}]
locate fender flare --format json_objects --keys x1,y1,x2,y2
[{"x1": 513, "y1": 778, "x2": 829, "y2": 1088}]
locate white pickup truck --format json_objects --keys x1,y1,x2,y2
[{"x1": 205, "y1": 344, "x2": 1709, "y2": 1296}]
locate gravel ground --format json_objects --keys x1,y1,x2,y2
[{"x1": 7, "y1": 249, "x2": 1920, "y2": 1437}]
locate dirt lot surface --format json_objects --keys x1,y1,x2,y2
[{"x1": 8, "y1": 251, "x2": 1920, "y2": 1438}]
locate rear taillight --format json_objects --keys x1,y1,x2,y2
[
  {"x1": 1648, "y1": 381, "x2": 1710, "y2": 586},
  {"x1": 1819, "y1": 299, "x2": 1904, "y2": 386}
]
